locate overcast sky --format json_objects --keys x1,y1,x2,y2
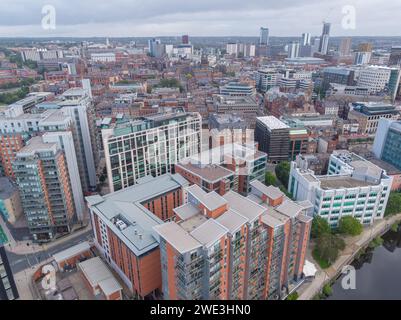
[{"x1": 0, "y1": 0, "x2": 400, "y2": 37}]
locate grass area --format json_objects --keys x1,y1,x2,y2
[
  {"x1": 0, "y1": 225, "x2": 8, "y2": 245},
  {"x1": 312, "y1": 248, "x2": 331, "y2": 269}
]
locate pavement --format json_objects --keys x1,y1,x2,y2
[
  {"x1": 4, "y1": 224, "x2": 94, "y2": 274},
  {"x1": 297, "y1": 213, "x2": 401, "y2": 300}
]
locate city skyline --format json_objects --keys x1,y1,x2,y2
[{"x1": 0, "y1": 0, "x2": 401, "y2": 37}]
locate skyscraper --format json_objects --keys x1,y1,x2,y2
[
  {"x1": 319, "y1": 22, "x2": 331, "y2": 55},
  {"x1": 389, "y1": 46, "x2": 401, "y2": 66},
  {"x1": 301, "y1": 33, "x2": 311, "y2": 46},
  {"x1": 260, "y1": 27, "x2": 269, "y2": 45},
  {"x1": 339, "y1": 37, "x2": 352, "y2": 56},
  {"x1": 288, "y1": 41, "x2": 300, "y2": 58},
  {"x1": 182, "y1": 35, "x2": 189, "y2": 44}
]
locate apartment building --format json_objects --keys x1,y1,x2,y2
[
  {"x1": 0, "y1": 106, "x2": 86, "y2": 220},
  {"x1": 348, "y1": 102, "x2": 399, "y2": 135},
  {"x1": 13, "y1": 136, "x2": 76, "y2": 242},
  {"x1": 154, "y1": 182, "x2": 312, "y2": 300},
  {"x1": 0, "y1": 88, "x2": 97, "y2": 193},
  {"x1": 289, "y1": 151, "x2": 392, "y2": 227},
  {"x1": 86, "y1": 174, "x2": 189, "y2": 299},
  {"x1": 255, "y1": 116, "x2": 290, "y2": 163},
  {"x1": 177, "y1": 143, "x2": 267, "y2": 196},
  {"x1": 37, "y1": 88, "x2": 98, "y2": 191},
  {"x1": 102, "y1": 111, "x2": 202, "y2": 192}
]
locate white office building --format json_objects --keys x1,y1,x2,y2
[
  {"x1": 256, "y1": 69, "x2": 280, "y2": 92},
  {"x1": 356, "y1": 65, "x2": 392, "y2": 93},
  {"x1": 289, "y1": 150, "x2": 392, "y2": 227}
]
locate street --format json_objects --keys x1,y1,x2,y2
[{"x1": 6, "y1": 230, "x2": 93, "y2": 274}]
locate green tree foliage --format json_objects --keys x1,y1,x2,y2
[
  {"x1": 314, "y1": 233, "x2": 345, "y2": 266},
  {"x1": 385, "y1": 192, "x2": 401, "y2": 217},
  {"x1": 311, "y1": 216, "x2": 331, "y2": 238},
  {"x1": 275, "y1": 161, "x2": 290, "y2": 187},
  {"x1": 338, "y1": 216, "x2": 363, "y2": 236},
  {"x1": 286, "y1": 292, "x2": 299, "y2": 300},
  {"x1": 0, "y1": 87, "x2": 29, "y2": 104},
  {"x1": 265, "y1": 172, "x2": 276, "y2": 186},
  {"x1": 0, "y1": 78, "x2": 35, "y2": 90},
  {"x1": 322, "y1": 284, "x2": 333, "y2": 297}
]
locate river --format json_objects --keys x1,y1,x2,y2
[{"x1": 328, "y1": 226, "x2": 401, "y2": 300}]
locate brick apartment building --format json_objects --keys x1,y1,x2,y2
[{"x1": 86, "y1": 174, "x2": 189, "y2": 299}]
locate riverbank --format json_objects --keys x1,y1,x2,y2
[{"x1": 298, "y1": 213, "x2": 401, "y2": 300}]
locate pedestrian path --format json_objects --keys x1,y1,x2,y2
[
  {"x1": 298, "y1": 213, "x2": 401, "y2": 300},
  {"x1": 6, "y1": 223, "x2": 92, "y2": 255}
]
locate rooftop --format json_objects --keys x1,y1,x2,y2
[
  {"x1": 85, "y1": 174, "x2": 188, "y2": 256},
  {"x1": 176, "y1": 163, "x2": 233, "y2": 183},
  {"x1": 17, "y1": 136, "x2": 58, "y2": 156},
  {"x1": 318, "y1": 175, "x2": 377, "y2": 190},
  {"x1": 215, "y1": 209, "x2": 248, "y2": 233},
  {"x1": 186, "y1": 184, "x2": 227, "y2": 211},
  {"x1": 78, "y1": 257, "x2": 122, "y2": 296},
  {"x1": 222, "y1": 190, "x2": 265, "y2": 222},
  {"x1": 153, "y1": 222, "x2": 202, "y2": 254},
  {"x1": 190, "y1": 219, "x2": 228, "y2": 247},
  {"x1": 250, "y1": 180, "x2": 284, "y2": 200},
  {"x1": 257, "y1": 116, "x2": 290, "y2": 130}
]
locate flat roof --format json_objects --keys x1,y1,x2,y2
[
  {"x1": 153, "y1": 222, "x2": 202, "y2": 254},
  {"x1": 190, "y1": 219, "x2": 227, "y2": 247},
  {"x1": 257, "y1": 116, "x2": 290, "y2": 130},
  {"x1": 78, "y1": 257, "x2": 122, "y2": 296},
  {"x1": 176, "y1": 163, "x2": 233, "y2": 183},
  {"x1": 53, "y1": 242, "x2": 91, "y2": 263},
  {"x1": 318, "y1": 175, "x2": 377, "y2": 190},
  {"x1": 276, "y1": 200, "x2": 304, "y2": 218},
  {"x1": 86, "y1": 174, "x2": 188, "y2": 256},
  {"x1": 186, "y1": 184, "x2": 227, "y2": 211},
  {"x1": 216, "y1": 209, "x2": 248, "y2": 234},
  {"x1": 174, "y1": 203, "x2": 201, "y2": 221},
  {"x1": 250, "y1": 180, "x2": 284, "y2": 200},
  {"x1": 17, "y1": 136, "x2": 58, "y2": 156},
  {"x1": 223, "y1": 191, "x2": 265, "y2": 222}
]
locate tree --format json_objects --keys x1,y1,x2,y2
[
  {"x1": 314, "y1": 233, "x2": 345, "y2": 266},
  {"x1": 265, "y1": 172, "x2": 276, "y2": 186},
  {"x1": 286, "y1": 292, "x2": 299, "y2": 300},
  {"x1": 311, "y1": 216, "x2": 331, "y2": 238},
  {"x1": 275, "y1": 161, "x2": 291, "y2": 188},
  {"x1": 338, "y1": 216, "x2": 363, "y2": 236},
  {"x1": 322, "y1": 284, "x2": 333, "y2": 297},
  {"x1": 385, "y1": 192, "x2": 401, "y2": 217}
]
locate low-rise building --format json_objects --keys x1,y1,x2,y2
[{"x1": 289, "y1": 150, "x2": 392, "y2": 227}]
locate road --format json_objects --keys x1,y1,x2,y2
[{"x1": 6, "y1": 230, "x2": 93, "y2": 274}]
